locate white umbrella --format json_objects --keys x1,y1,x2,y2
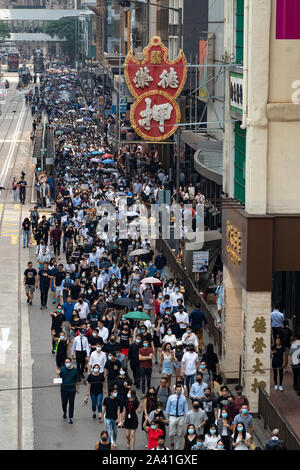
[
  {"x1": 125, "y1": 211, "x2": 140, "y2": 217},
  {"x1": 129, "y1": 248, "x2": 148, "y2": 257},
  {"x1": 141, "y1": 277, "x2": 162, "y2": 284}
]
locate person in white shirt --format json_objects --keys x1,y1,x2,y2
[
  {"x1": 175, "y1": 309, "x2": 189, "y2": 338},
  {"x1": 88, "y1": 343, "x2": 107, "y2": 373},
  {"x1": 181, "y1": 345, "x2": 199, "y2": 393},
  {"x1": 170, "y1": 288, "x2": 184, "y2": 307},
  {"x1": 204, "y1": 425, "x2": 221, "y2": 450},
  {"x1": 71, "y1": 329, "x2": 90, "y2": 379},
  {"x1": 162, "y1": 327, "x2": 177, "y2": 348},
  {"x1": 163, "y1": 281, "x2": 175, "y2": 296},
  {"x1": 74, "y1": 298, "x2": 90, "y2": 320},
  {"x1": 97, "y1": 321, "x2": 109, "y2": 343},
  {"x1": 182, "y1": 328, "x2": 199, "y2": 352}
]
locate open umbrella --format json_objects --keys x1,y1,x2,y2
[
  {"x1": 129, "y1": 248, "x2": 148, "y2": 257},
  {"x1": 55, "y1": 130, "x2": 63, "y2": 135},
  {"x1": 124, "y1": 311, "x2": 151, "y2": 321},
  {"x1": 102, "y1": 159, "x2": 115, "y2": 165},
  {"x1": 91, "y1": 158, "x2": 101, "y2": 163},
  {"x1": 113, "y1": 298, "x2": 138, "y2": 308},
  {"x1": 103, "y1": 168, "x2": 118, "y2": 173},
  {"x1": 92, "y1": 151, "x2": 101, "y2": 155},
  {"x1": 116, "y1": 192, "x2": 126, "y2": 196},
  {"x1": 103, "y1": 153, "x2": 114, "y2": 158},
  {"x1": 141, "y1": 277, "x2": 162, "y2": 284}
]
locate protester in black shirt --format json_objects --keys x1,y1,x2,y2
[
  {"x1": 38, "y1": 262, "x2": 53, "y2": 309},
  {"x1": 24, "y1": 261, "x2": 37, "y2": 306},
  {"x1": 104, "y1": 352, "x2": 122, "y2": 392},
  {"x1": 101, "y1": 387, "x2": 121, "y2": 446}
]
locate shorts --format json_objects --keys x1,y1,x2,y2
[
  {"x1": 56, "y1": 286, "x2": 63, "y2": 297},
  {"x1": 51, "y1": 280, "x2": 56, "y2": 293},
  {"x1": 174, "y1": 361, "x2": 181, "y2": 369},
  {"x1": 25, "y1": 285, "x2": 35, "y2": 294},
  {"x1": 121, "y1": 348, "x2": 129, "y2": 356}
]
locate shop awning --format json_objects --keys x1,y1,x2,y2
[{"x1": 194, "y1": 148, "x2": 223, "y2": 186}]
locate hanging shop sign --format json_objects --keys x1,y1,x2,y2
[
  {"x1": 192, "y1": 250, "x2": 209, "y2": 273},
  {"x1": 124, "y1": 36, "x2": 187, "y2": 142},
  {"x1": 230, "y1": 72, "x2": 243, "y2": 116}
]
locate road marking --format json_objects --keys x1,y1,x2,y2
[
  {"x1": 0, "y1": 101, "x2": 26, "y2": 187},
  {"x1": 10, "y1": 234, "x2": 18, "y2": 245},
  {"x1": 14, "y1": 204, "x2": 20, "y2": 210},
  {"x1": 0, "y1": 328, "x2": 11, "y2": 365}
]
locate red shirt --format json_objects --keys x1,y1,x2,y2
[
  {"x1": 148, "y1": 427, "x2": 163, "y2": 450},
  {"x1": 139, "y1": 347, "x2": 153, "y2": 368}
]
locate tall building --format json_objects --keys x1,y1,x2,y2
[{"x1": 222, "y1": 0, "x2": 300, "y2": 411}]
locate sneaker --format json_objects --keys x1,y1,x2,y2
[
  {"x1": 29, "y1": 301, "x2": 32, "y2": 306},
  {"x1": 52, "y1": 299, "x2": 56, "y2": 304},
  {"x1": 40, "y1": 306, "x2": 44, "y2": 310},
  {"x1": 274, "y1": 385, "x2": 278, "y2": 391},
  {"x1": 92, "y1": 413, "x2": 96, "y2": 419},
  {"x1": 27, "y1": 298, "x2": 29, "y2": 303},
  {"x1": 279, "y1": 386, "x2": 284, "y2": 391},
  {"x1": 68, "y1": 419, "x2": 73, "y2": 424},
  {"x1": 63, "y1": 413, "x2": 67, "y2": 419}
]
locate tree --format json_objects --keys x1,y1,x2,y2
[
  {"x1": 44, "y1": 17, "x2": 82, "y2": 63},
  {"x1": 0, "y1": 22, "x2": 10, "y2": 46}
]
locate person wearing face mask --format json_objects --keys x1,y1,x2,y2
[
  {"x1": 204, "y1": 425, "x2": 220, "y2": 450},
  {"x1": 163, "y1": 281, "x2": 175, "y2": 297},
  {"x1": 143, "y1": 418, "x2": 164, "y2": 450},
  {"x1": 198, "y1": 361, "x2": 214, "y2": 391},
  {"x1": 103, "y1": 335, "x2": 121, "y2": 355},
  {"x1": 162, "y1": 327, "x2": 177, "y2": 349},
  {"x1": 232, "y1": 404, "x2": 254, "y2": 438},
  {"x1": 189, "y1": 372, "x2": 208, "y2": 401},
  {"x1": 104, "y1": 351, "x2": 122, "y2": 394},
  {"x1": 138, "y1": 338, "x2": 153, "y2": 394},
  {"x1": 74, "y1": 296, "x2": 90, "y2": 321},
  {"x1": 147, "y1": 400, "x2": 167, "y2": 438},
  {"x1": 121, "y1": 389, "x2": 142, "y2": 450},
  {"x1": 88, "y1": 340, "x2": 106, "y2": 374},
  {"x1": 170, "y1": 286, "x2": 184, "y2": 308},
  {"x1": 50, "y1": 305, "x2": 66, "y2": 354},
  {"x1": 182, "y1": 327, "x2": 199, "y2": 353},
  {"x1": 215, "y1": 407, "x2": 233, "y2": 450},
  {"x1": 97, "y1": 320, "x2": 109, "y2": 344},
  {"x1": 199, "y1": 387, "x2": 219, "y2": 434},
  {"x1": 191, "y1": 434, "x2": 208, "y2": 450},
  {"x1": 57, "y1": 357, "x2": 80, "y2": 424},
  {"x1": 101, "y1": 387, "x2": 121, "y2": 448},
  {"x1": 115, "y1": 367, "x2": 132, "y2": 416},
  {"x1": 54, "y1": 330, "x2": 70, "y2": 370},
  {"x1": 175, "y1": 307, "x2": 189, "y2": 339},
  {"x1": 165, "y1": 385, "x2": 189, "y2": 450},
  {"x1": 94, "y1": 431, "x2": 114, "y2": 451},
  {"x1": 86, "y1": 364, "x2": 105, "y2": 420},
  {"x1": 181, "y1": 345, "x2": 199, "y2": 394},
  {"x1": 154, "y1": 293, "x2": 164, "y2": 316},
  {"x1": 151, "y1": 434, "x2": 169, "y2": 451},
  {"x1": 128, "y1": 335, "x2": 142, "y2": 388},
  {"x1": 185, "y1": 399, "x2": 208, "y2": 436},
  {"x1": 182, "y1": 424, "x2": 197, "y2": 450},
  {"x1": 159, "y1": 343, "x2": 175, "y2": 387},
  {"x1": 233, "y1": 385, "x2": 250, "y2": 417},
  {"x1": 231, "y1": 421, "x2": 252, "y2": 450},
  {"x1": 71, "y1": 328, "x2": 90, "y2": 380}
]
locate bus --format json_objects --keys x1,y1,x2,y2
[
  {"x1": 7, "y1": 52, "x2": 19, "y2": 72},
  {"x1": 33, "y1": 49, "x2": 44, "y2": 74}
]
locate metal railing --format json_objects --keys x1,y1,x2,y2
[
  {"x1": 258, "y1": 386, "x2": 300, "y2": 450},
  {"x1": 156, "y1": 237, "x2": 222, "y2": 355}
]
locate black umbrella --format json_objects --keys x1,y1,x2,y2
[{"x1": 113, "y1": 298, "x2": 138, "y2": 308}]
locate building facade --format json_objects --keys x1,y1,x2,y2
[{"x1": 222, "y1": 0, "x2": 300, "y2": 411}]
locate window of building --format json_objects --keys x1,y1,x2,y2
[
  {"x1": 236, "y1": 0, "x2": 244, "y2": 64},
  {"x1": 234, "y1": 121, "x2": 246, "y2": 204}
]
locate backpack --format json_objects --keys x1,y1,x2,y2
[{"x1": 156, "y1": 385, "x2": 171, "y2": 397}]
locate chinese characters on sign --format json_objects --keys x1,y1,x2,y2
[
  {"x1": 250, "y1": 316, "x2": 267, "y2": 392},
  {"x1": 124, "y1": 36, "x2": 187, "y2": 142},
  {"x1": 226, "y1": 220, "x2": 242, "y2": 264}
]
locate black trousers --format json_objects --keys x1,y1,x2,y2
[
  {"x1": 61, "y1": 390, "x2": 76, "y2": 418},
  {"x1": 140, "y1": 367, "x2": 152, "y2": 393},
  {"x1": 130, "y1": 362, "x2": 140, "y2": 387},
  {"x1": 19, "y1": 190, "x2": 26, "y2": 204},
  {"x1": 76, "y1": 350, "x2": 87, "y2": 377},
  {"x1": 292, "y1": 365, "x2": 300, "y2": 392},
  {"x1": 53, "y1": 241, "x2": 61, "y2": 256},
  {"x1": 273, "y1": 366, "x2": 283, "y2": 386},
  {"x1": 40, "y1": 285, "x2": 49, "y2": 306}
]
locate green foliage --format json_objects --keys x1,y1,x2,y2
[
  {"x1": 0, "y1": 22, "x2": 10, "y2": 45},
  {"x1": 44, "y1": 17, "x2": 81, "y2": 62}
]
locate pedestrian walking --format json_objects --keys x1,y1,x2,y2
[
  {"x1": 272, "y1": 336, "x2": 285, "y2": 391},
  {"x1": 38, "y1": 262, "x2": 53, "y2": 309},
  {"x1": 18, "y1": 176, "x2": 27, "y2": 204},
  {"x1": 101, "y1": 387, "x2": 121, "y2": 447},
  {"x1": 24, "y1": 261, "x2": 38, "y2": 306},
  {"x1": 271, "y1": 303, "x2": 284, "y2": 342},
  {"x1": 121, "y1": 388, "x2": 142, "y2": 450},
  {"x1": 94, "y1": 431, "x2": 114, "y2": 451},
  {"x1": 85, "y1": 364, "x2": 105, "y2": 420},
  {"x1": 165, "y1": 384, "x2": 188, "y2": 450},
  {"x1": 12, "y1": 177, "x2": 18, "y2": 202},
  {"x1": 57, "y1": 357, "x2": 80, "y2": 424},
  {"x1": 139, "y1": 338, "x2": 153, "y2": 394},
  {"x1": 181, "y1": 344, "x2": 199, "y2": 394},
  {"x1": 72, "y1": 328, "x2": 90, "y2": 380}
]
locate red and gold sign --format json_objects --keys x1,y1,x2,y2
[{"x1": 124, "y1": 36, "x2": 187, "y2": 142}]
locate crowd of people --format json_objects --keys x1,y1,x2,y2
[{"x1": 21, "y1": 67, "x2": 289, "y2": 451}]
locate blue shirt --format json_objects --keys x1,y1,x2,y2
[
  {"x1": 63, "y1": 301, "x2": 75, "y2": 322},
  {"x1": 190, "y1": 310, "x2": 207, "y2": 330},
  {"x1": 189, "y1": 381, "x2": 208, "y2": 400},
  {"x1": 165, "y1": 394, "x2": 189, "y2": 417},
  {"x1": 271, "y1": 310, "x2": 284, "y2": 327},
  {"x1": 215, "y1": 285, "x2": 223, "y2": 305},
  {"x1": 160, "y1": 301, "x2": 174, "y2": 315},
  {"x1": 109, "y1": 266, "x2": 121, "y2": 279}
]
